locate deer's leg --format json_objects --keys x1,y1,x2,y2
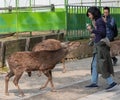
[
  {"x1": 62, "y1": 58, "x2": 66, "y2": 73},
  {"x1": 37, "y1": 70, "x2": 42, "y2": 77},
  {"x1": 5, "y1": 71, "x2": 14, "y2": 96},
  {"x1": 40, "y1": 70, "x2": 56, "y2": 92},
  {"x1": 13, "y1": 72, "x2": 24, "y2": 97},
  {"x1": 40, "y1": 70, "x2": 50, "y2": 90},
  {"x1": 27, "y1": 71, "x2": 32, "y2": 77},
  {"x1": 49, "y1": 70, "x2": 56, "y2": 92}
]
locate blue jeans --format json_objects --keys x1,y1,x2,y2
[{"x1": 91, "y1": 54, "x2": 114, "y2": 85}]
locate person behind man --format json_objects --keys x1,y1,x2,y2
[
  {"x1": 103, "y1": 7, "x2": 118, "y2": 65},
  {"x1": 86, "y1": 6, "x2": 117, "y2": 90}
]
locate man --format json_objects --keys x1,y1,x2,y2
[{"x1": 103, "y1": 7, "x2": 118, "y2": 65}]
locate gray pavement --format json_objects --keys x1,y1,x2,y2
[
  {"x1": 77, "y1": 56, "x2": 120, "y2": 100},
  {"x1": 0, "y1": 56, "x2": 120, "y2": 100},
  {"x1": 77, "y1": 85, "x2": 120, "y2": 100}
]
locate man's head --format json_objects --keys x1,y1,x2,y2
[{"x1": 103, "y1": 7, "x2": 110, "y2": 17}]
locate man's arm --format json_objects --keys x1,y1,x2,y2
[{"x1": 106, "y1": 17, "x2": 115, "y2": 29}]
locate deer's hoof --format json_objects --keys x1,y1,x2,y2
[
  {"x1": 5, "y1": 92, "x2": 9, "y2": 96},
  {"x1": 39, "y1": 86, "x2": 45, "y2": 90},
  {"x1": 21, "y1": 93, "x2": 25, "y2": 97},
  {"x1": 51, "y1": 88, "x2": 57, "y2": 92},
  {"x1": 62, "y1": 69, "x2": 66, "y2": 73},
  {"x1": 18, "y1": 93, "x2": 25, "y2": 97}
]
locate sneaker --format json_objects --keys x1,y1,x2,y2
[
  {"x1": 113, "y1": 58, "x2": 118, "y2": 66},
  {"x1": 85, "y1": 83, "x2": 98, "y2": 88},
  {"x1": 106, "y1": 82, "x2": 117, "y2": 91}
]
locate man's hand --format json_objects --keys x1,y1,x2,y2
[{"x1": 102, "y1": 16, "x2": 107, "y2": 23}]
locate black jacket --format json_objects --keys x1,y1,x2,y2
[{"x1": 92, "y1": 41, "x2": 114, "y2": 78}]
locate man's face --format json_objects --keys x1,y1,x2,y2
[{"x1": 103, "y1": 9, "x2": 109, "y2": 17}]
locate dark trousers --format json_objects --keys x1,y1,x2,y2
[{"x1": 110, "y1": 38, "x2": 117, "y2": 64}]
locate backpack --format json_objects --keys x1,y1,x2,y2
[
  {"x1": 112, "y1": 18, "x2": 118, "y2": 37},
  {"x1": 113, "y1": 23, "x2": 118, "y2": 37}
]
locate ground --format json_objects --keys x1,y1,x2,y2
[{"x1": 0, "y1": 56, "x2": 120, "y2": 100}]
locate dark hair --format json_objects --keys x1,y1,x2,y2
[
  {"x1": 103, "y1": 7, "x2": 110, "y2": 12},
  {"x1": 86, "y1": 6, "x2": 101, "y2": 20}
]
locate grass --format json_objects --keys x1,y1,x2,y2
[{"x1": 0, "y1": 67, "x2": 8, "y2": 74}]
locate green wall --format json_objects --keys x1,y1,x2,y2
[{"x1": 0, "y1": 11, "x2": 65, "y2": 34}]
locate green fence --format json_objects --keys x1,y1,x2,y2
[
  {"x1": 0, "y1": 6, "x2": 120, "y2": 40},
  {"x1": 65, "y1": 6, "x2": 120, "y2": 40},
  {"x1": 65, "y1": 6, "x2": 90, "y2": 40}
]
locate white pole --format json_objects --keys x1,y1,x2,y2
[
  {"x1": 81, "y1": 0, "x2": 82, "y2": 6},
  {"x1": 4, "y1": 0, "x2": 6, "y2": 12},
  {"x1": 49, "y1": 0, "x2": 51, "y2": 5}
]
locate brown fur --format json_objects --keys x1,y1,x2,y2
[
  {"x1": 5, "y1": 47, "x2": 68, "y2": 96},
  {"x1": 110, "y1": 40, "x2": 120, "y2": 57},
  {"x1": 32, "y1": 39, "x2": 67, "y2": 73},
  {"x1": 32, "y1": 39, "x2": 81, "y2": 73},
  {"x1": 5, "y1": 39, "x2": 81, "y2": 96},
  {"x1": 32, "y1": 39, "x2": 62, "y2": 51}
]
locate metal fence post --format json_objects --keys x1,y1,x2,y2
[
  {"x1": 1, "y1": 42, "x2": 6, "y2": 67},
  {"x1": 65, "y1": 0, "x2": 68, "y2": 41}
]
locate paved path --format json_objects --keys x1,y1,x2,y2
[
  {"x1": 77, "y1": 85, "x2": 120, "y2": 100},
  {"x1": 0, "y1": 56, "x2": 120, "y2": 100}
]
